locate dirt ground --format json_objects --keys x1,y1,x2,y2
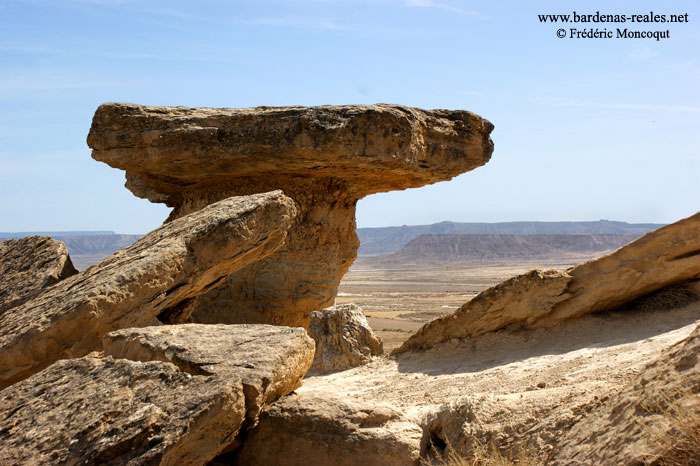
[{"x1": 337, "y1": 255, "x2": 603, "y2": 351}]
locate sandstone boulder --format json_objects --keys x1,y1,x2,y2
[
  {"x1": 88, "y1": 103, "x2": 494, "y2": 326},
  {"x1": 399, "y1": 212, "x2": 700, "y2": 352},
  {"x1": 0, "y1": 356, "x2": 245, "y2": 466},
  {"x1": 0, "y1": 191, "x2": 296, "y2": 388},
  {"x1": 103, "y1": 323, "x2": 315, "y2": 424},
  {"x1": 230, "y1": 393, "x2": 422, "y2": 466},
  {"x1": 548, "y1": 320, "x2": 700, "y2": 465},
  {"x1": 308, "y1": 303, "x2": 383, "y2": 372},
  {"x1": 0, "y1": 235, "x2": 77, "y2": 315}
]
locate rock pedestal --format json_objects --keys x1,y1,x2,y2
[{"x1": 88, "y1": 103, "x2": 494, "y2": 326}]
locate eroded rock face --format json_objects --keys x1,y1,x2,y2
[
  {"x1": 399, "y1": 212, "x2": 700, "y2": 352},
  {"x1": 0, "y1": 236, "x2": 77, "y2": 315},
  {"x1": 0, "y1": 191, "x2": 296, "y2": 389},
  {"x1": 231, "y1": 393, "x2": 422, "y2": 466},
  {"x1": 548, "y1": 320, "x2": 700, "y2": 465},
  {"x1": 0, "y1": 356, "x2": 246, "y2": 466},
  {"x1": 88, "y1": 103, "x2": 494, "y2": 326},
  {"x1": 103, "y1": 324, "x2": 315, "y2": 424},
  {"x1": 422, "y1": 390, "x2": 600, "y2": 461},
  {"x1": 308, "y1": 303, "x2": 383, "y2": 372}
]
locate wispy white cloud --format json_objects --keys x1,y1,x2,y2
[
  {"x1": 403, "y1": 0, "x2": 478, "y2": 16},
  {"x1": 628, "y1": 48, "x2": 658, "y2": 61}
]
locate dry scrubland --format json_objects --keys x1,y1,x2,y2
[{"x1": 338, "y1": 255, "x2": 607, "y2": 351}]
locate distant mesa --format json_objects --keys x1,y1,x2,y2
[{"x1": 356, "y1": 220, "x2": 665, "y2": 256}]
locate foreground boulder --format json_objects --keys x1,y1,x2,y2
[
  {"x1": 308, "y1": 303, "x2": 383, "y2": 372},
  {"x1": 548, "y1": 320, "x2": 700, "y2": 465},
  {"x1": 0, "y1": 236, "x2": 77, "y2": 316},
  {"x1": 0, "y1": 356, "x2": 245, "y2": 465},
  {"x1": 399, "y1": 212, "x2": 700, "y2": 352},
  {"x1": 103, "y1": 324, "x2": 315, "y2": 424},
  {"x1": 88, "y1": 103, "x2": 494, "y2": 326},
  {"x1": 0, "y1": 191, "x2": 296, "y2": 389},
  {"x1": 231, "y1": 393, "x2": 422, "y2": 466}
]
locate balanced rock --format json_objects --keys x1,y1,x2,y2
[
  {"x1": 308, "y1": 303, "x2": 383, "y2": 372},
  {"x1": 231, "y1": 393, "x2": 422, "y2": 466},
  {"x1": 399, "y1": 212, "x2": 700, "y2": 352},
  {"x1": 548, "y1": 320, "x2": 700, "y2": 465},
  {"x1": 0, "y1": 236, "x2": 77, "y2": 316},
  {"x1": 0, "y1": 356, "x2": 245, "y2": 466},
  {"x1": 103, "y1": 323, "x2": 315, "y2": 424},
  {"x1": 0, "y1": 191, "x2": 296, "y2": 389},
  {"x1": 88, "y1": 103, "x2": 494, "y2": 326}
]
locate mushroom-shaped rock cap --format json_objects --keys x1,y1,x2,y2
[
  {"x1": 88, "y1": 103, "x2": 493, "y2": 203},
  {"x1": 87, "y1": 103, "x2": 494, "y2": 327}
]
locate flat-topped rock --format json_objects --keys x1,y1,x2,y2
[
  {"x1": 103, "y1": 324, "x2": 315, "y2": 425},
  {"x1": 0, "y1": 192, "x2": 296, "y2": 389},
  {"x1": 0, "y1": 356, "x2": 245, "y2": 466},
  {"x1": 0, "y1": 236, "x2": 77, "y2": 316},
  {"x1": 88, "y1": 103, "x2": 494, "y2": 326}
]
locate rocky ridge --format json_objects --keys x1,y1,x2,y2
[{"x1": 0, "y1": 191, "x2": 296, "y2": 388}]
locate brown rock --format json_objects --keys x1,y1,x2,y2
[
  {"x1": 0, "y1": 356, "x2": 245, "y2": 466},
  {"x1": 0, "y1": 191, "x2": 296, "y2": 389},
  {"x1": 103, "y1": 323, "x2": 315, "y2": 424},
  {"x1": 308, "y1": 303, "x2": 383, "y2": 372},
  {"x1": 230, "y1": 393, "x2": 422, "y2": 466},
  {"x1": 399, "y1": 212, "x2": 700, "y2": 352},
  {"x1": 88, "y1": 103, "x2": 494, "y2": 326},
  {"x1": 548, "y1": 320, "x2": 700, "y2": 465},
  {"x1": 0, "y1": 235, "x2": 77, "y2": 316}
]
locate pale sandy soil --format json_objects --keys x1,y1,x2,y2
[
  {"x1": 337, "y1": 255, "x2": 605, "y2": 351},
  {"x1": 301, "y1": 300, "x2": 700, "y2": 430}
]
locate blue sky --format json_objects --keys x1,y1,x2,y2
[{"x1": 1, "y1": 0, "x2": 698, "y2": 233}]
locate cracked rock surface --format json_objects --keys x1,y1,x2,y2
[{"x1": 0, "y1": 191, "x2": 296, "y2": 389}]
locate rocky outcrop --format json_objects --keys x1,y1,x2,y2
[
  {"x1": 308, "y1": 303, "x2": 383, "y2": 372},
  {"x1": 0, "y1": 324, "x2": 316, "y2": 465},
  {"x1": 103, "y1": 324, "x2": 315, "y2": 424},
  {"x1": 0, "y1": 235, "x2": 77, "y2": 315},
  {"x1": 0, "y1": 192, "x2": 296, "y2": 389},
  {"x1": 399, "y1": 212, "x2": 700, "y2": 352},
  {"x1": 88, "y1": 103, "x2": 494, "y2": 326},
  {"x1": 422, "y1": 390, "x2": 600, "y2": 461},
  {"x1": 231, "y1": 393, "x2": 422, "y2": 466},
  {"x1": 0, "y1": 356, "x2": 246, "y2": 465},
  {"x1": 548, "y1": 320, "x2": 700, "y2": 465}
]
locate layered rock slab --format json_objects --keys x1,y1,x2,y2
[
  {"x1": 0, "y1": 191, "x2": 296, "y2": 389},
  {"x1": 399, "y1": 212, "x2": 700, "y2": 352},
  {"x1": 88, "y1": 103, "x2": 494, "y2": 326},
  {"x1": 0, "y1": 356, "x2": 245, "y2": 466},
  {"x1": 548, "y1": 319, "x2": 700, "y2": 465},
  {"x1": 0, "y1": 235, "x2": 77, "y2": 316},
  {"x1": 308, "y1": 303, "x2": 383, "y2": 372},
  {"x1": 230, "y1": 393, "x2": 422, "y2": 466},
  {"x1": 103, "y1": 323, "x2": 315, "y2": 424}
]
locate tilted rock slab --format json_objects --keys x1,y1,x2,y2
[
  {"x1": 399, "y1": 212, "x2": 700, "y2": 352},
  {"x1": 0, "y1": 191, "x2": 296, "y2": 389},
  {"x1": 88, "y1": 103, "x2": 494, "y2": 326},
  {"x1": 548, "y1": 320, "x2": 700, "y2": 465},
  {"x1": 103, "y1": 323, "x2": 315, "y2": 425},
  {"x1": 0, "y1": 235, "x2": 77, "y2": 316},
  {"x1": 0, "y1": 356, "x2": 245, "y2": 466},
  {"x1": 308, "y1": 303, "x2": 383, "y2": 373},
  {"x1": 231, "y1": 392, "x2": 422, "y2": 466}
]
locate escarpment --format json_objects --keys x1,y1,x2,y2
[{"x1": 88, "y1": 103, "x2": 494, "y2": 326}]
